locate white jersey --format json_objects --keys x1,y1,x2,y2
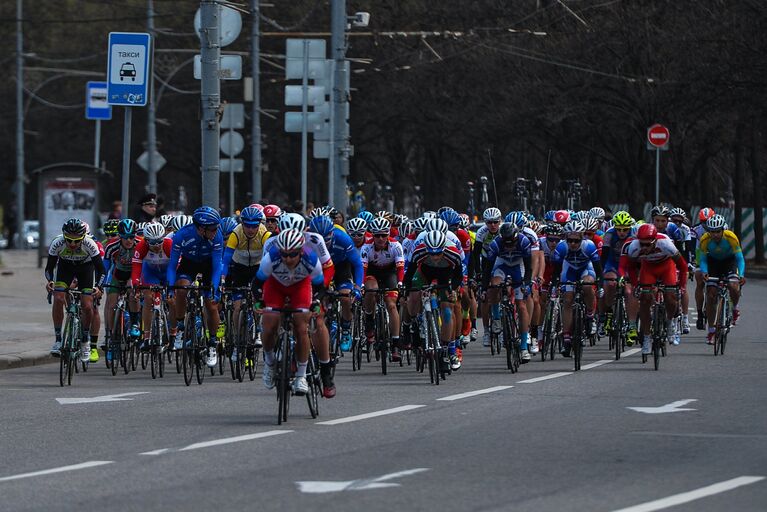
[
  {"x1": 263, "y1": 231, "x2": 332, "y2": 268},
  {"x1": 521, "y1": 227, "x2": 540, "y2": 251},
  {"x1": 625, "y1": 235, "x2": 678, "y2": 263},
  {"x1": 412, "y1": 230, "x2": 464, "y2": 263},
  {"x1": 361, "y1": 240, "x2": 405, "y2": 269},
  {"x1": 49, "y1": 234, "x2": 100, "y2": 263}
]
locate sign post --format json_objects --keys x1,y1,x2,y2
[
  {"x1": 107, "y1": 32, "x2": 152, "y2": 216},
  {"x1": 647, "y1": 123, "x2": 670, "y2": 205},
  {"x1": 85, "y1": 81, "x2": 111, "y2": 172}
]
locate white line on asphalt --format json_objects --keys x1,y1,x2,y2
[
  {"x1": 623, "y1": 348, "x2": 641, "y2": 357},
  {"x1": 517, "y1": 372, "x2": 572, "y2": 383},
  {"x1": 179, "y1": 430, "x2": 293, "y2": 451},
  {"x1": 0, "y1": 461, "x2": 114, "y2": 483},
  {"x1": 610, "y1": 476, "x2": 766, "y2": 512},
  {"x1": 581, "y1": 359, "x2": 613, "y2": 370},
  {"x1": 631, "y1": 431, "x2": 767, "y2": 439},
  {"x1": 436, "y1": 386, "x2": 513, "y2": 401},
  {"x1": 139, "y1": 448, "x2": 170, "y2": 456},
  {"x1": 316, "y1": 405, "x2": 426, "y2": 425}
]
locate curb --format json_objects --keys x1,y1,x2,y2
[
  {"x1": 0, "y1": 351, "x2": 55, "y2": 371},
  {"x1": 745, "y1": 269, "x2": 767, "y2": 280}
]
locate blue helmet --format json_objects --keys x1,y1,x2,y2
[
  {"x1": 193, "y1": 206, "x2": 221, "y2": 227},
  {"x1": 220, "y1": 216, "x2": 239, "y2": 238},
  {"x1": 309, "y1": 215, "x2": 335, "y2": 239},
  {"x1": 544, "y1": 210, "x2": 556, "y2": 222},
  {"x1": 357, "y1": 211, "x2": 374, "y2": 224},
  {"x1": 439, "y1": 208, "x2": 461, "y2": 228},
  {"x1": 505, "y1": 211, "x2": 528, "y2": 228},
  {"x1": 117, "y1": 218, "x2": 137, "y2": 238},
  {"x1": 240, "y1": 206, "x2": 264, "y2": 227}
]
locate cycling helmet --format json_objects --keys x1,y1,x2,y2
[
  {"x1": 582, "y1": 217, "x2": 600, "y2": 232},
  {"x1": 193, "y1": 206, "x2": 221, "y2": 227},
  {"x1": 278, "y1": 212, "x2": 306, "y2": 233},
  {"x1": 159, "y1": 214, "x2": 174, "y2": 229},
  {"x1": 637, "y1": 223, "x2": 658, "y2": 240},
  {"x1": 483, "y1": 207, "x2": 502, "y2": 222},
  {"x1": 544, "y1": 223, "x2": 564, "y2": 237},
  {"x1": 369, "y1": 217, "x2": 391, "y2": 235},
  {"x1": 347, "y1": 217, "x2": 367, "y2": 235},
  {"x1": 458, "y1": 213, "x2": 470, "y2": 230},
  {"x1": 136, "y1": 222, "x2": 148, "y2": 237},
  {"x1": 588, "y1": 207, "x2": 606, "y2": 220},
  {"x1": 437, "y1": 206, "x2": 452, "y2": 216},
  {"x1": 308, "y1": 215, "x2": 335, "y2": 238},
  {"x1": 357, "y1": 211, "x2": 375, "y2": 224},
  {"x1": 170, "y1": 214, "x2": 193, "y2": 232},
  {"x1": 554, "y1": 210, "x2": 570, "y2": 224},
  {"x1": 426, "y1": 218, "x2": 448, "y2": 234},
  {"x1": 143, "y1": 222, "x2": 166, "y2": 244},
  {"x1": 62, "y1": 218, "x2": 87, "y2": 239},
  {"x1": 564, "y1": 220, "x2": 585, "y2": 234},
  {"x1": 529, "y1": 220, "x2": 543, "y2": 235},
  {"x1": 240, "y1": 206, "x2": 264, "y2": 227},
  {"x1": 544, "y1": 210, "x2": 556, "y2": 222},
  {"x1": 439, "y1": 209, "x2": 461, "y2": 228},
  {"x1": 376, "y1": 210, "x2": 393, "y2": 222},
  {"x1": 499, "y1": 222, "x2": 519, "y2": 242},
  {"x1": 423, "y1": 230, "x2": 447, "y2": 254},
  {"x1": 698, "y1": 207, "x2": 715, "y2": 222},
  {"x1": 263, "y1": 204, "x2": 282, "y2": 219},
  {"x1": 612, "y1": 211, "x2": 634, "y2": 227},
  {"x1": 326, "y1": 206, "x2": 339, "y2": 218},
  {"x1": 505, "y1": 211, "x2": 528, "y2": 228},
  {"x1": 249, "y1": 203, "x2": 264, "y2": 211},
  {"x1": 706, "y1": 214, "x2": 726, "y2": 231},
  {"x1": 220, "y1": 216, "x2": 239, "y2": 238},
  {"x1": 118, "y1": 218, "x2": 138, "y2": 238},
  {"x1": 393, "y1": 214, "x2": 408, "y2": 227},
  {"x1": 669, "y1": 207, "x2": 686, "y2": 219},
  {"x1": 309, "y1": 207, "x2": 328, "y2": 219},
  {"x1": 400, "y1": 220, "x2": 414, "y2": 239},
  {"x1": 103, "y1": 218, "x2": 120, "y2": 237},
  {"x1": 422, "y1": 210, "x2": 438, "y2": 219},
  {"x1": 650, "y1": 205, "x2": 670, "y2": 218},
  {"x1": 412, "y1": 217, "x2": 429, "y2": 233},
  {"x1": 275, "y1": 228, "x2": 304, "y2": 252}
]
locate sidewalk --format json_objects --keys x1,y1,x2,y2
[{"x1": 0, "y1": 250, "x2": 54, "y2": 370}]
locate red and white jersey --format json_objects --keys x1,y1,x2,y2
[
  {"x1": 453, "y1": 228, "x2": 472, "y2": 255},
  {"x1": 131, "y1": 238, "x2": 172, "y2": 284},
  {"x1": 624, "y1": 234, "x2": 678, "y2": 264},
  {"x1": 361, "y1": 239, "x2": 405, "y2": 270}
]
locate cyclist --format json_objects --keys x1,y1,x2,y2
[
  {"x1": 697, "y1": 214, "x2": 746, "y2": 343},
  {"x1": 670, "y1": 206, "x2": 695, "y2": 334},
  {"x1": 103, "y1": 219, "x2": 142, "y2": 353},
  {"x1": 692, "y1": 207, "x2": 716, "y2": 329},
  {"x1": 253, "y1": 229, "x2": 325, "y2": 396},
  {"x1": 482, "y1": 222, "x2": 534, "y2": 362},
  {"x1": 263, "y1": 204, "x2": 282, "y2": 234},
  {"x1": 550, "y1": 221, "x2": 602, "y2": 357},
  {"x1": 404, "y1": 230, "x2": 464, "y2": 373},
  {"x1": 360, "y1": 217, "x2": 405, "y2": 361},
  {"x1": 167, "y1": 206, "x2": 224, "y2": 368},
  {"x1": 131, "y1": 222, "x2": 173, "y2": 350},
  {"x1": 470, "y1": 207, "x2": 503, "y2": 347},
  {"x1": 599, "y1": 211, "x2": 639, "y2": 344},
  {"x1": 506, "y1": 211, "x2": 542, "y2": 353},
  {"x1": 621, "y1": 224, "x2": 688, "y2": 353},
  {"x1": 45, "y1": 218, "x2": 106, "y2": 360},
  {"x1": 346, "y1": 217, "x2": 368, "y2": 250},
  {"x1": 536, "y1": 223, "x2": 563, "y2": 340},
  {"x1": 441, "y1": 209, "x2": 472, "y2": 353}
]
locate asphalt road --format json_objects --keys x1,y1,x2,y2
[{"x1": 1, "y1": 281, "x2": 766, "y2": 512}]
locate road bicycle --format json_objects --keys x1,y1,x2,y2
[
  {"x1": 560, "y1": 281, "x2": 597, "y2": 371},
  {"x1": 710, "y1": 277, "x2": 733, "y2": 356},
  {"x1": 605, "y1": 277, "x2": 628, "y2": 361},
  {"x1": 540, "y1": 283, "x2": 563, "y2": 362},
  {"x1": 137, "y1": 285, "x2": 170, "y2": 379},
  {"x1": 51, "y1": 289, "x2": 87, "y2": 386}
]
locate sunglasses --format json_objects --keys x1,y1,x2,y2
[
  {"x1": 280, "y1": 250, "x2": 301, "y2": 258},
  {"x1": 120, "y1": 234, "x2": 136, "y2": 240},
  {"x1": 350, "y1": 232, "x2": 365, "y2": 238},
  {"x1": 547, "y1": 238, "x2": 561, "y2": 244},
  {"x1": 486, "y1": 220, "x2": 500, "y2": 225},
  {"x1": 147, "y1": 239, "x2": 164, "y2": 246},
  {"x1": 615, "y1": 228, "x2": 630, "y2": 233},
  {"x1": 265, "y1": 218, "x2": 279, "y2": 223},
  {"x1": 64, "y1": 236, "x2": 83, "y2": 244},
  {"x1": 566, "y1": 238, "x2": 582, "y2": 244},
  {"x1": 374, "y1": 234, "x2": 388, "y2": 238}
]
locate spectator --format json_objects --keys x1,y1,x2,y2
[
  {"x1": 133, "y1": 193, "x2": 157, "y2": 223},
  {"x1": 107, "y1": 201, "x2": 123, "y2": 220},
  {"x1": 4, "y1": 200, "x2": 17, "y2": 249}
]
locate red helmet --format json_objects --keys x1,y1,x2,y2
[
  {"x1": 553, "y1": 210, "x2": 570, "y2": 224},
  {"x1": 637, "y1": 224, "x2": 658, "y2": 240},
  {"x1": 249, "y1": 203, "x2": 264, "y2": 212},
  {"x1": 698, "y1": 207, "x2": 715, "y2": 222},
  {"x1": 263, "y1": 204, "x2": 282, "y2": 219}
]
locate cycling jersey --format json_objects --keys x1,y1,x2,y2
[
  {"x1": 325, "y1": 227, "x2": 364, "y2": 287},
  {"x1": 104, "y1": 239, "x2": 137, "y2": 284},
  {"x1": 484, "y1": 235, "x2": 533, "y2": 269},
  {"x1": 45, "y1": 235, "x2": 106, "y2": 291},
  {"x1": 361, "y1": 239, "x2": 405, "y2": 283},
  {"x1": 166, "y1": 224, "x2": 224, "y2": 289},
  {"x1": 551, "y1": 239, "x2": 600, "y2": 269},
  {"x1": 403, "y1": 242, "x2": 463, "y2": 290},
  {"x1": 600, "y1": 227, "x2": 631, "y2": 271},
  {"x1": 48, "y1": 234, "x2": 101, "y2": 264},
  {"x1": 624, "y1": 234, "x2": 678, "y2": 264},
  {"x1": 264, "y1": 231, "x2": 334, "y2": 285},
  {"x1": 222, "y1": 224, "x2": 270, "y2": 271},
  {"x1": 255, "y1": 245, "x2": 324, "y2": 288},
  {"x1": 697, "y1": 230, "x2": 745, "y2": 276},
  {"x1": 131, "y1": 238, "x2": 173, "y2": 286},
  {"x1": 622, "y1": 234, "x2": 687, "y2": 287},
  {"x1": 659, "y1": 222, "x2": 685, "y2": 243}
]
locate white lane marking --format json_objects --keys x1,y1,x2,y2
[
  {"x1": 517, "y1": 372, "x2": 571, "y2": 383},
  {"x1": 623, "y1": 348, "x2": 641, "y2": 357},
  {"x1": 139, "y1": 448, "x2": 170, "y2": 456},
  {"x1": 296, "y1": 468, "x2": 430, "y2": 493},
  {"x1": 56, "y1": 392, "x2": 149, "y2": 405},
  {"x1": 179, "y1": 430, "x2": 292, "y2": 451},
  {"x1": 316, "y1": 405, "x2": 426, "y2": 426},
  {"x1": 436, "y1": 386, "x2": 513, "y2": 401},
  {"x1": 581, "y1": 359, "x2": 612, "y2": 370},
  {"x1": 0, "y1": 461, "x2": 113, "y2": 483},
  {"x1": 610, "y1": 475, "x2": 766, "y2": 512},
  {"x1": 628, "y1": 399, "x2": 698, "y2": 415},
  {"x1": 631, "y1": 431, "x2": 767, "y2": 439}
]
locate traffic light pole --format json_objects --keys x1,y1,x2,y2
[
  {"x1": 15, "y1": 0, "x2": 25, "y2": 247},
  {"x1": 250, "y1": 0, "x2": 262, "y2": 202},
  {"x1": 200, "y1": 0, "x2": 221, "y2": 208},
  {"x1": 331, "y1": 0, "x2": 349, "y2": 212},
  {"x1": 146, "y1": 0, "x2": 158, "y2": 194}
]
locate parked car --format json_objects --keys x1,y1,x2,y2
[{"x1": 13, "y1": 220, "x2": 39, "y2": 249}]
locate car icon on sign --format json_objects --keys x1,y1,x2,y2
[{"x1": 119, "y1": 62, "x2": 136, "y2": 81}]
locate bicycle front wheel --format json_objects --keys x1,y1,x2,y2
[
  {"x1": 572, "y1": 308, "x2": 583, "y2": 371},
  {"x1": 277, "y1": 332, "x2": 291, "y2": 425}
]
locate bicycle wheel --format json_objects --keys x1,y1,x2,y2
[
  {"x1": 378, "y1": 306, "x2": 388, "y2": 376},
  {"x1": 277, "y1": 331, "x2": 291, "y2": 425},
  {"x1": 306, "y1": 356, "x2": 320, "y2": 419},
  {"x1": 572, "y1": 307, "x2": 583, "y2": 371},
  {"x1": 150, "y1": 312, "x2": 160, "y2": 379},
  {"x1": 429, "y1": 312, "x2": 443, "y2": 384},
  {"x1": 652, "y1": 303, "x2": 664, "y2": 370},
  {"x1": 182, "y1": 315, "x2": 194, "y2": 386},
  {"x1": 424, "y1": 314, "x2": 437, "y2": 384},
  {"x1": 502, "y1": 309, "x2": 515, "y2": 373},
  {"x1": 195, "y1": 327, "x2": 206, "y2": 386},
  {"x1": 541, "y1": 302, "x2": 553, "y2": 362},
  {"x1": 612, "y1": 299, "x2": 624, "y2": 361}
]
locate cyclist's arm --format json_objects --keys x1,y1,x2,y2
[
  {"x1": 221, "y1": 245, "x2": 235, "y2": 278},
  {"x1": 697, "y1": 247, "x2": 708, "y2": 275},
  {"x1": 522, "y1": 255, "x2": 532, "y2": 284},
  {"x1": 672, "y1": 253, "x2": 688, "y2": 283},
  {"x1": 735, "y1": 248, "x2": 745, "y2": 276},
  {"x1": 44, "y1": 255, "x2": 58, "y2": 283},
  {"x1": 92, "y1": 254, "x2": 106, "y2": 289},
  {"x1": 165, "y1": 242, "x2": 181, "y2": 286},
  {"x1": 346, "y1": 242, "x2": 364, "y2": 287}
]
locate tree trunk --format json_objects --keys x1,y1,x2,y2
[
  {"x1": 750, "y1": 121, "x2": 765, "y2": 264},
  {"x1": 734, "y1": 123, "x2": 745, "y2": 238}
]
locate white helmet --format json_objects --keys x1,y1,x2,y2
[
  {"x1": 412, "y1": 217, "x2": 429, "y2": 233},
  {"x1": 369, "y1": 217, "x2": 391, "y2": 235},
  {"x1": 422, "y1": 210, "x2": 437, "y2": 219},
  {"x1": 426, "y1": 218, "x2": 448, "y2": 234},
  {"x1": 588, "y1": 207, "x2": 605, "y2": 220},
  {"x1": 582, "y1": 217, "x2": 600, "y2": 232},
  {"x1": 564, "y1": 220, "x2": 585, "y2": 234},
  {"x1": 170, "y1": 215, "x2": 193, "y2": 232},
  {"x1": 706, "y1": 214, "x2": 726, "y2": 231},
  {"x1": 159, "y1": 214, "x2": 174, "y2": 228},
  {"x1": 483, "y1": 207, "x2": 502, "y2": 222},
  {"x1": 278, "y1": 212, "x2": 306, "y2": 233},
  {"x1": 143, "y1": 222, "x2": 166, "y2": 243},
  {"x1": 346, "y1": 217, "x2": 367, "y2": 235},
  {"x1": 424, "y1": 230, "x2": 447, "y2": 253},
  {"x1": 276, "y1": 229, "x2": 304, "y2": 252}
]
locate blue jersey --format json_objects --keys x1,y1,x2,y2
[
  {"x1": 166, "y1": 224, "x2": 224, "y2": 287},
  {"x1": 325, "y1": 227, "x2": 364, "y2": 286},
  {"x1": 485, "y1": 235, "x2": 532, "y2": 268},
  {"x1": 552, "y1": 239, "x2": 600, "y2": 269},
  {"x1": 601, "y1": 227, "x2": 631, "y2": 267},
  {"x1": 660, "y1": 222, "x2": 684, "y2": 243}
]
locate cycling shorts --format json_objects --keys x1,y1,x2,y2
[
  {"x1": 225, "y1": 263, "x2": 258, "y2": 300},
  {"x1": 263, "y1": 276, "x2": 312, "y2": 310},
  {"x1": 639, "y1": 259, "x2": 677, "y2": 288},
  {"x1": 106, "y1": 268, "x2": 132, "y2": 293},
  {"x1": 332, "y1": 260, "x2": 355, "y2": 291},
  {"x1": 561, "y1": 261, "x2": 595, "y2": 292},
  {"x1": 54, "y1": 260, "x2": 94, "y2": 293},
  {"x1": 365, "y1": 266, "x2": 398, "y2": 298},
  {"x1": 491, "y1": 263, "x2": 525, "y2": 300},
  {"x1": 176, "y1": 258, "x2": 214, "y2": 298},
  {"x1": 705, "y1": 256, "x2": 739, "y2": 285},
  {"x1": 412, "y1": 267, "x2": 454, "y2": 302},
  {"x1": 140, "y1": 261, "x2": 168, "y2": 286}
]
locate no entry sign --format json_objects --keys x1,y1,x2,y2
[{"x1": 647, "y1": 124, "x2": 670, "y2": 148}]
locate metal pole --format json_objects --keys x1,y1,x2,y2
[
  {"x1": 15, "y1": 0, "x2": 25, "y2": 248},
  {"x1": 229, "y1": 134, "x2": 234, "y2": 215},
  {"x1": 121, "y1": 108, "x2": 133, "y2": 218},
  {"x1": 327, "y1": 59, "x2": 335, "y2": 205},
  {"x1": 655, "y1": 147, "x2": 660, "y2": 205},
  {"x1": 146, "y1": 0, "x2": 158, "y2": 194},
  {"x1": 200, "y1": 0, "x2": 221, "y2": 208},
  {"x1": 300, "y1": 40, "x2": 309, "y2": 211},
  {"x1": 331, "y1": 0, "x2": 349, "y2": 212},
  {"x1": 93, "y1": 119, "x2": 101, "y2": 170},
  {"x1": 250, "y1": 0, "x2": 262, "y2": 201}
]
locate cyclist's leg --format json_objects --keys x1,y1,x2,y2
[{"x1": 363, "y1": 275, "x2": 379, "y2": 340}]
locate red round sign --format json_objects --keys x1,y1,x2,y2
[{"x1": 647, "y1": 124, "x2": 670, "y2": 148}]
